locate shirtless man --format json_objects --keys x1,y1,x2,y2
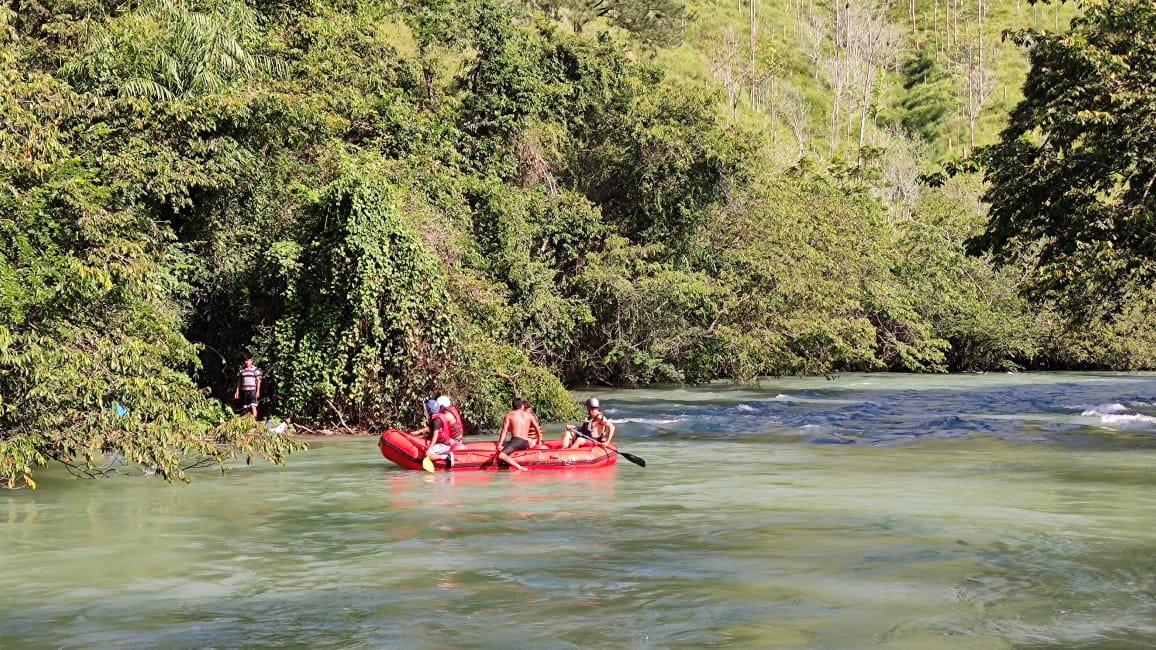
[
  {"x1": 562, "y1": 397, "x2": 615, "y2": 448},
  {"x1": 493, "y1": 398, "x2": 542, "y2": 471}
]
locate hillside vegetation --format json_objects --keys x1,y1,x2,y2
[
  {"x1": 3, "y1": 0, "x2": 1154, "y2": 486},
  {"x1": 669, "y1": 0, "x2": 1076, "y2": 159}
]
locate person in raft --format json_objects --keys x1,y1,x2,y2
[
  {"x1": 411, "y1": 399, "x2": 457, "y2": 468},
  {"x1": 562, "y1": 397, "x2": 615, "y2": 448},
  {"x1": 234, "y1": 355, "x2": 263, "y2": 418},
  {"x1": 493, "y1": 398, "x2": 543, "y2": 471},
  {"x1": 436, "y1": 395, "x2": 465, "y2": 444}
]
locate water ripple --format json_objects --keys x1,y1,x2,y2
[{"x1": 607, "y1": 374, "x2": 1156, "y2": 448}]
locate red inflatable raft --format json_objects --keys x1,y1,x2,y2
[{"x1": 377, "y1": 428, "x2": 618, "y2": 472}]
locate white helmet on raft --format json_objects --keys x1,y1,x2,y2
[{"x1": 437, "y1": 395, "x2": 452, "y2": 409}]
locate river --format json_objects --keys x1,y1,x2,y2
[{"x1": 4, "y1": 372, "x2": 1156, "y2": 648}]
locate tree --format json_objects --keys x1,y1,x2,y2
[
  {"x1": 0, "y1": 4, "x2": 304, "y2": 490},
  {"x1": 798, "y1": 1, "x2": 825, "y2": 79},
  {"x1": 970, "y1": 0, "x2": 1156, "y2": 320},
  {"x1": 61, "y1": 0, "x2": 283, "y2": 100},
  {"x1": 460, "y1": 1, "x2": 545, "y2": 154},
  {"x1": 268, "y1": 171, "x2": 457, "y2": 426},
  {"x1": 537, "y1": 0, "x2": 689, "y2": 47},
  {"x1": 710, "y1": 27, "x2": 744, "y2": 122},
  {"x1": 947, "y1": 0, "x2": 994, "y2": 154},
  {"x1": 844, "y1": 0, "x2": 902, "y2": 165},
  {"x1": 402, "y1": 0, "x2": 472, "y2": 105},
  {"x1": 776, "y1": 79, "x2": 812, "y2": 158}
]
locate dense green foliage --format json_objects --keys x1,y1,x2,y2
[
  {"x1": 269, "y1": 171, "x2": 455, "y2": 423},
  {"x1": 0, "y1": 2, "x2": 305, "y2": 488},
  {"x1": 973, "y1": 0, "x2": 1156, "y2": 325},
  {"x1": 4, "y1": 0, "x2": 1155, "y2": 488}
]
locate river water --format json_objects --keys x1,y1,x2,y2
[{"x1": 4, "y1": 372, "x2": 1156, "y2": 648}]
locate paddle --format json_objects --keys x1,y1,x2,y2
[
  {"x1": 418, "y1": 399, "x2": 437, "y2": 473},
  {"x1": 571, "y1": 429, "x2": 646, "y2": 467}
]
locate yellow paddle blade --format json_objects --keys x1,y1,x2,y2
[{"x1": 421, "y1": 456, "x2": 436, "y2": 473}]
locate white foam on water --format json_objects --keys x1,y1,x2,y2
[
  {"x1": 615, "y1": 417, "x2": 684, "y2": 425},
  {"x1": 1074, "y1": 402, "x2": 1156, "y2": 427},
  {"x1": 771, "y1": 393, "x2": 861, "y2": 405},
  {"x1": 735, "y1": 404, "x2": 758, "y2": 412},
  {"x1": 1098, "y1": 412, "x2": 1156, "y2": 426},
  {"x1": 1079, "y1": 403, "x2": 1128, "y2": 416}
]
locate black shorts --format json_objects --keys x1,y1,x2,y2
[
  {"x1": 501, "y1": 437, "x2": 532, "y2": 455},
  {"x1": 240, "y1": 390, "x2": 258, "y2": 409}
]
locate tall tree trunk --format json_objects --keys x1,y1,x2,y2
[
  {"x1": 954, "y1": 0, "x2": 960, "y2": 47},
  {"x1": 934, "y1": 0, "x2": 940, "y2": 59},
  {"x1": 749, "y1": 0, "x2": 757, "y2": 61},
  {"x1": 858, "y1": 69, "x2": 873, "y2": 167},
  {"x1": 946, "y1": 0, "x2": 952, "y2": 52},
  {"x1": 972, "y1": 0, "x2": 986, "y2": 151},
  {"x1": 769, "y1": 76, "x2": 778, "y2": 144},
  {"x1": 829, "y1": 0, "x2": 843, "y2": 155}
]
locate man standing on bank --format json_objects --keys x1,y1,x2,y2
[{"x1": 234, "y1": 355, "x2": 263, "y2": 418}]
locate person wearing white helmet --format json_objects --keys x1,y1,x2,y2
[
  {"x1": 562, "y1": 397, "x2": 615, "y2": 449},
  {"x1": 409, "y1": 399, "x2": 456, "y2": 468},
  {"x1": 436, "y1": 395, "x2": 465, "y2": 444}
]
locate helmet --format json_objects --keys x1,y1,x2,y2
[
  {"x1": 437, "y1": 395, "x2": 452, "y2": 409},
  {"x1": 585, "y1": 397, "x2": 600, "y2": 409},
  {"x1": 426, "y1": 399, "x2": 441, "y2": 415}
]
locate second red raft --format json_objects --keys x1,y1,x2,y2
[{"x1": 378, "y1": 428, "x2": 618, "y2": 472}]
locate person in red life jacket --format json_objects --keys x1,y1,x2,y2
[
  {"x1": 408, "y1": 399, "x2": 458, "y2": 468},
  {"x1": 493, "y1": 398, "x2": 542, "y2": 471},
  {"x1": 562, "y1": 397, "x2": 615, "y2": 448},
  {"x1": 233, "y1": 355, "x2": 262, "y2": 418},
  {"x1": 436, "y1": 395, "x2": 465, "y2": 444}
]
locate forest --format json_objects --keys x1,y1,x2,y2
[{"x1": 3, "y1": 0, "x2": 1155, "y2": 487}]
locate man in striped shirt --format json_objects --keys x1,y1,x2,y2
[{"x1": 234, "y1": 355, "x2": 263, "y2": 418}]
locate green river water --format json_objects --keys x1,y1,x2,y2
[{"x1": 4, "y1": 373, "x2": 1156, "y2": 648}]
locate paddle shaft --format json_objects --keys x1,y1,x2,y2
[
  {"x1": 419, "y1": 399, "x2": 436, "y2": 472},
  {"x1": 571, "y1": 429, "x2": 646, "y2": 467}
]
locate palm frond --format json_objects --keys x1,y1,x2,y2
[
  {"x1": 64, "y1": 0, "x2": 287, "y2": 99},
  {"x1": 119, "y1": 77, "x2": 176, "y2": 101}
]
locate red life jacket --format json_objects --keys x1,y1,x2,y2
[
  {"x1": 430, "y1": 413, "x2": 454, "y2": 445},
  {"x1": 445, "y1": 406, "x2": 465, "y2": 441}
]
